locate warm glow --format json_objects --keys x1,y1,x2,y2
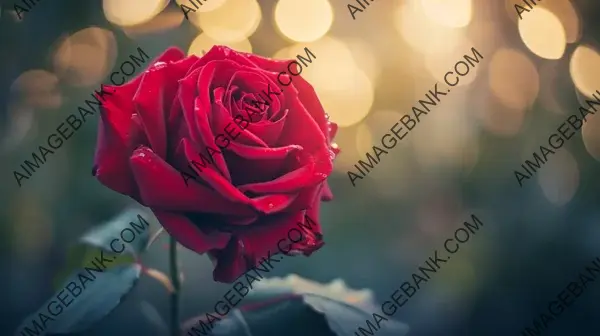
[
  {"x1": 274, "y1": 0, "x2": 333, "y2": 42},
  {"x1": 52, "y1": 27, "x2": 117, "y2": 87},
  {"x1": 518, "y1": 7, "x2": 566, "y2": 60},
  {"x1": 538, "y1": 150, "x2": 579, "y2": 206},
  {"x1": 271, "y1": 46, "x2": 291, "y2": 60},
  {"x1": 420, "y1": 0, "x2": 472, "y2": 28},
  {"x1": 188, "y1": 34, "x2": 252, "y2": 56},
  {"x1": 285, "y1": 37, "x2": 374, "y2": 127},
  {"x1": 582, "y1": 114, "x2": 600, "y2": 161},
  {"x1": 343, "y1": 38, "x2": 380, "y2": 83},
  {"x1": 317, "y1": 69, "x2": 374, "y2": 127},
  {"x1": 175, "y1": 0, "x2": 227, "y2": 13},
  {"x1": 424, "y1": 36, "x2": 478, "y2": 87},
  {"x1": 395, "y1": 0, "x2": 464, "y2": 55},
  {"x1": 103, "y1": 0, "x2": 169, "y2": 27},
  {"x1": 570, "y1": 45, "x2": 600, "y2": 99},
  {"x1": 10, "y1": 70, "x2": 62, "y2": 109},
  {"x1": 488, "y1": 48, "x2": 539, "y2": 110},
  {"x1": 191, "y1": 0, "x2": 261, "y2": 43},
  {"x1": 537, "y1": 0, "x2": 581, "y2": 43},
  {"x1": 355, "y1": 122, "x2": 374, "y2": 155},
  {"x1": 476, "y1": 95, "x2": 526, "y2": 137},
  {"x1": 413, "y1": 97, "x2": 478, "y2": 169},
  {"x1": 122, "y1": 7, "x2": 185, "y2": 37}
]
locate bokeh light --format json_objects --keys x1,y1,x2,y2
[
  {"x1": 188, "y1": 34, "x2": 253, "y2": 56},
  {"x1": 424, "y1": 35, "x2": 478, "y2": 87},
  {"x1": 1, "y1": 103, "x2": 35, "y2": 153},
  {"x1": 122, "y1": 7, "x2": 185, "y2": 37},
  {"x1": 420, "y1": 0, "x2": 472, "y2": 28},
  {"x1": 10, "y1": 70, "x2": 62, "y2": 109},
  {"x1": 283, "y1": 37, "x2": 374, "y2": 127},
  {"x1": 175, "y1": 0, "x2": 227, "y2": 13},
  {"x1": 395, "y1": 0, "x2": 465, "y2": 56},
  {"x1": 52, "y1": 27, "x2": 117, "y2": 87},
  {"x1": 103, "y1": 0, "x2": 169, "y2": 27},
  {"x1": 537, "y1": 0, "x2": 581, "y2": 44},
  {"x1": 570, "y1": 45, "x2": 600, "y2": 99},
  {"x1": 582, "y1": 114, "x2": 600, "y2": 161},
  {"x1": 538, "y1": 150, "x2": 579, "y2": 206},
  {"x1": 488, "y1": 48, "x2": 539, "y2": 110},
  {"x1": 190, "y1": 0, "x2": 261, "y2": 43},
  {"x1": 274, "y1": 0, "x2": 333, "y2": 42},
  {"x1": 518, "y1": 7, "x2": 566, "y2": 60},
  {"x1": 475, "y1": 94, "x2": 526, "y2": 137},
  {"x1": 342, "y1": 38, "x2": 381, "y2": 83}
]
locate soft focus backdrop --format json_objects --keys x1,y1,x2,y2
[{"x1": 2, "y1": 0, "x2": 600, "y2": 335}]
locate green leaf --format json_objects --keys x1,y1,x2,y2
[
  {"x1": 15, "y1": 264, "x2": 141, "y2": 335},
  {"x1": 182, "y1": 298, "x2": 334, "y2": 336},
  {"x1": 303, "y1": 294, "x2": 410, "y2": 336},
  {"x1": 15, "y1": 207, "x2": 159, "y2": 336},
  {"x1": 181, "y1": 274, "x2": 410, "y2": 336},
  {"x1": 53, "y1": 207, "x2": 157, "y2": 288}
]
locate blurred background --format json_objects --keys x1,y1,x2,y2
[{"x1": 1, "y1": 0, "x2": 600, "y2": 335}]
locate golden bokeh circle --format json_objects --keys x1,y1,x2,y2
[
  {"x1": 103, "y1": 0, "x2": 169, "y2": 27},
  {"x1": 518, "y1": 7, "x2": 566, "y2": 60},
  {"x1": 274, "y1": 0, "x2": 333, "y2": 42},
  {"x1": 191, "y1": 0, "x2": 261, "y2": 43},
  {"x1": 570, "y1": 45, "x2": 600, "y2": 99}
]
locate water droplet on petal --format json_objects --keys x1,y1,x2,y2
[{"x1": 150, "y1": 61, "x2": 167, "y2": 71}]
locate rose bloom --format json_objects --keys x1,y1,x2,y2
[{"x1": 92, "y1": 46, "x2": 339, "y2": 282}]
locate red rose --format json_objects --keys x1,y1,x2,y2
[{"x1": 92, "y1": 46, "x2": 339, "y2": 282}]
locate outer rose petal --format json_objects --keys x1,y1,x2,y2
[
  {"x1": 153, "y1": 210, "x2": 231, "y2": 253},
  {"x1": 94, "y1": 47, "x2": 195, "y2": 196},
  {"x1": 209, "y1": 210, "x2": 323, "y2": 283},
  {"x1": 129, "y1": 146, "x2": 256, "y2": 216}
]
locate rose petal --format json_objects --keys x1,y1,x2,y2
[
  {"x1": 229, "y1": 70, "x2": 283, "y2": 114},
  {"x1": 152, "y1": 210, "x2": 231, "y2": 254},
  {"x1": 321, "y1": 183, "x2": 334, "y2": 201},
  {"x1": 286, "y1": 72, "x2": 330, "y2": 139},
  {"x1": 129, "y1": 146, "x2": 257, "y2": 217},
  {"x1": 279, "y1": 184, "x2": 322, "y2": 213},
  {"x1": 193, "y1": 96, "x2": 231, "y2": 180},
  {"x1": 132, "y1": 59, "x2": 194, "y2": 159},
  {"x1": 209, "y1": 237, "x2": 250, "y2": 283},
  {"x1": 176, "y1": 138, "x2": 246, "y2": 202},
  {"x1": 211, "y1": 210, "x2": 324, "y2": 282},
  {"x1": 237, "y1": 154, "x2": 329, "y2": 194},
  {"x1": 129, "y1": 114, "x2": 151, "y2": 152},
  {"x1": 178, "y1": 68, "x2": 207, "y2": 145},
  {"x1": 93, "y1": 114, "x2": 139, "y2": 197},
  {"x1": 328, "y1": 122, "x2": 338, "y2": 143},
  {"x1": 224, "y1": 142, "x2": 301, "y2": 185},
  {"x1": 277, "y1": 93, "x2": 328, "y2": 150},
  {"x1": 244, "y1": 108, "x2": 287, "y2": 145},
  {"x1": 227, "y1": 142, "x2": 302, "y2": 161},
  {"x1": 153, "y1": 47, "x2": 187, "y2": 65},
  {"x1": 211, "y1": 103, "x2": 268, "y2": 148}
]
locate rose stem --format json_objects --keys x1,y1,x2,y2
[{"x1": 169, "y1": 235, "x2": 181, "y2": 336}]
